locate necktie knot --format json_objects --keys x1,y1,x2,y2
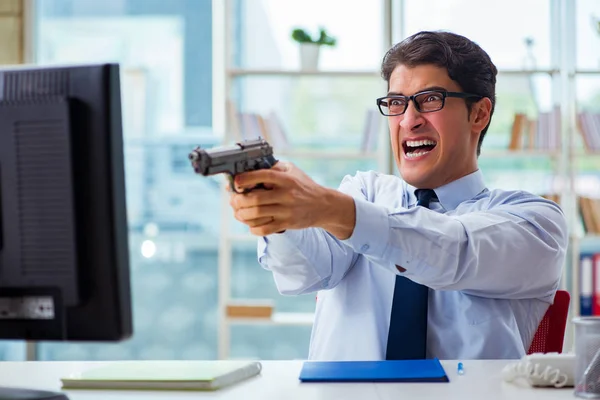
[{"x1": 415, "y1": 189, "x2": 438, "y2": 209}]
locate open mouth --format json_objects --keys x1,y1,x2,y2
[{"x1": 402, "y1": 139, "x2": 437, "y2": 159}]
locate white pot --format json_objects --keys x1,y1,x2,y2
[{"x1": 299, "y1": 43, "x2": 320, "y2": 71}]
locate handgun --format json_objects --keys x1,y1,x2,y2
[{"x1": 189, "y1": 137, "x2": 278, "y2": 193}]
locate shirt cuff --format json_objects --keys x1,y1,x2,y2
[
  {"x1": 257, "y1": 230, "x2": 304, "y2": 266},
  {"x1": 341, "y1": 198, "x2": 390, "y2": 258}
]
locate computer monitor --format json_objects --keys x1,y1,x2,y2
[{"x1": 0, "y1": 63, "x2": 132, "y2": 342}]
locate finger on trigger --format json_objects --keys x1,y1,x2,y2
[{"x1": 237, "y1": 169, "x2": 279, "y2": 188}]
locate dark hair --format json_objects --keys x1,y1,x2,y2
[{"x1": 381, "y1": 31, "x2": 497, "y2": 156}]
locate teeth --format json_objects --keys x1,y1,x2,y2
[
  {"x1": 406, "y1": 150, "x2": 431, "y2": 159},
  {"x1": 406, "y1": 140, "x2": 436, "y2": 147}
]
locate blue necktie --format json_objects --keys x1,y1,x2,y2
[{"x1": 385, "y1": 189, "x2": 437, "y2": 360}]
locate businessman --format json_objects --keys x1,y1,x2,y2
[{"x1": 228, "y1": 31, "x2": 568, "y2": 361}]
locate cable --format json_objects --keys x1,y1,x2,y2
[{"x1": 502, "y1": 360, "x2": 570, "y2": 388}]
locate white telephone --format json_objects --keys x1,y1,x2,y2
[{"x1": 502, "y1": 352, "x2": 575, "y2": 388}]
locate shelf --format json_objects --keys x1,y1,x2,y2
[
  {"x1": 228, "y1": 68, "x2": 380, "y2": 77},
  {"x1": 496, "y1": 68, "x2": 558, "y2": 75},
  {"x1": 572, "y1": 151, "x2": 600, "y2": 157},
  {"x1": 228, "y1": 68, "x2": 560, "y2": 77},
  {"x1": 226, "y1": 312, "x2": 314, "y2": 326},
  {"x1": 285, "y1": 149, "x2": 557, "y2": 160},
  {"x1": 278, "y1": 149, "x2": 378, "y2": 160},
  {"x1": 481, "y1": 149, "x2": 560, "y2": 158},
  {"x1": 573, "y1": 234, "x2": 600, "y2": 241},
  {"x1": 572, "y1": 235, "x2": 600, "y2": 256},
  {"x1": 574, "y1": 70, "x2": 600, "y2": 75}
]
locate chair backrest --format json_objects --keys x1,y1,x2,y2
[{"x1": 527, "y1": 290, "x2": 571, "y2": 354}]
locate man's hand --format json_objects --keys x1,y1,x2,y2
[{"x1": 228, "y1": 162, "x2": 356, "y2": 239}]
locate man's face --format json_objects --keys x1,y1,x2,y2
[{"x1": 387, "y1": 64, "x2": 490, "y2": 189}]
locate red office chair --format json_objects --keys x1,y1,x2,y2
[{"x1": 527, "y1": 290, "x2": 571, "y2": 354}]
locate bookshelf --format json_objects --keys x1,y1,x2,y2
[
  {"x1": 568, "y1": 150, "x2": 600, "y2": 327},
  {"x1": 213, "y1": 0, "x2": 394, "y2": 359},
  {"x1": 566, "y1": 31, "x2": 600, "y2": 323},
  {"x1": 562, "y1": 1, "x2": 600, "y2": 346}
]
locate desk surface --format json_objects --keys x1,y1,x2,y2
[{"x1": 0, "y1": 359, "x2": 575, "y2": 400}]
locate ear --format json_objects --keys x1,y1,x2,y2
[{"x1": 470, "y1": 97, "x2": 492, "y2": 135}]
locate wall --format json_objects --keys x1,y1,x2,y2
[{"x1": 0, "y1": 0, "x2": 23, "y2": 65}]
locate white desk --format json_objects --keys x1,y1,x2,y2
[{"x1": 0, "y1": 360, "x2": 577, "y2": 400}]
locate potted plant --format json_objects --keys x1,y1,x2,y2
[
  {"x1": 291, "y1": 27, "x2": 336, "y2": 70},
  {"x1": 592, "y1": 16, "x2": 600, "y2": 67}
]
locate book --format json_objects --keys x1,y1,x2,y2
[
  {"x1": 581, "y1": 254, "x2": 594, "y2": 316},
  {"x1": 60, "y1": 360, "x2": 262, "y2": 391},
  {"x1": 226, "y1": 299, "x2": 274, "y2": 318},
  {"x1": 299, "y1": 358, "x2": 449, "y2": 383}
]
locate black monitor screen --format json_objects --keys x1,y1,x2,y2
[{"x1": 0, "y1": 63, "x2": 132, "y2": 341}]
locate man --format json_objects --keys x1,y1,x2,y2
[{"x1": 228, "y1": 31, "x2": 568, "y2": 361}]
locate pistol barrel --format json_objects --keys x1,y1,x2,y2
[{"x1": 189, "y1": 138, "x2": 277, "y2": 177}]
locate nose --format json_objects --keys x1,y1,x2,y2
[{"x1": 399, "y1": 100, "x2": 425, "y2": 131}]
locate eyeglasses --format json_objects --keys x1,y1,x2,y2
[{"x1": 376, "y1": 90, "x2": 483, "y2": 116}]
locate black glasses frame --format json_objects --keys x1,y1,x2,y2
[{"x1": 376, "y1": 90, "x2": 483, "y2": 116}]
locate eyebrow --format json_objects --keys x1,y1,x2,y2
[{"x1": 387, "y1": 86, "x2": 449, "y2": 96}]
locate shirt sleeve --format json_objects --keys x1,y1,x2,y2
[
  {"x1": 341, "y1": 194, "x2": 568, "y2": 301},
  {"x1": 256, "y1": 174, "x2": 365, "y2": 295}
]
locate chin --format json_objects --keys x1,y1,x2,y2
[
  {"x1": 399, "y1": 169, "x2": 432, "y2": 189},
  {"x1": 398, "y1": 158, "x2": 432, "y2": 182}
]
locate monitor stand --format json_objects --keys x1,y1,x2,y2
[{"x1": 0, "y1": 386, "x2": 68, "y2": 400}]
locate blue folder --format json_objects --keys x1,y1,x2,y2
[{"x1": 299, "y1": 358, "x2": 449, "y2": 383}]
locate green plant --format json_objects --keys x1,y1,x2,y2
[
  {"x1": 291, "y1": 27, "x2": 336, "y2": 46},
  {"x1": 592, "y1": 16, "x2": 600, "y2": 35}
]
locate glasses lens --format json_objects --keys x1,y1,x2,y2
[
  {"x1": 415, "y1": 91, "x2": 444, "y2": 112},
  {"x1": 382, "y1": 97, "x2": 407, "y2": 115}
]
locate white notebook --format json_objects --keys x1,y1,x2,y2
[{"x1": 61, "y1": 360, "x2": 262, "y2": 391}]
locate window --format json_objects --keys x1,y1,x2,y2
[
  {"x1": 403, "y1": 0, "x2": 553, "y2": 70},
  {"x1": 575, "y1": 0, "x2": 600, "y2": 198},
  {"x1": 34, "y1": 0, "x2": 219, "y2": 361},
  {"x1": 220, "y1": 0, "x2": 389, "y2": 359},
  {"x1": 403, "y1": 0, "x2": 558, "y2": 195},
  {"x1": 28, "y1": 0, "x2": 597, "y2": 360}
]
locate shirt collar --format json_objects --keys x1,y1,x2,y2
[{"x1": 406, "y1": 169, "x2": 486, "y2": 211}]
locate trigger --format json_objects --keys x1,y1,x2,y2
[{"x1": 228, "y1": 175, "x2": 241, "y2": 194}]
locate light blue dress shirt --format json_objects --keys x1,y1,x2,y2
[{"x1": 257, "y1": 169, "x2": 568, "y2": 360}]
